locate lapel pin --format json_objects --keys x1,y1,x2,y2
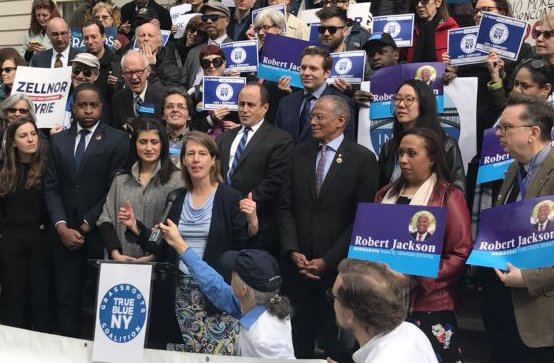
[
  {"x1": 336, "y1": 154, "x2": 343, "y2": 164},
  {"x1": 95, "y1": 133, "x2": 102, "y2": 141}
]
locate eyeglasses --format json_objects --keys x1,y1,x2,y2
[
  {"x1": 164, "y1": 103, "x2": 187, "y2": 110},
  {"x1": 72, "y1": 67, "x2": 95, "y2": 77},
  {"x1": 494, "y1": 123, "x2": 534, "y2": 135},
  {"x1": 325, "y1": 289, "x2": 339, "y2": 303},
  {"x1": 201, "y1": 14, "x2": 228, "y2": 22},
  {"x1": 317, "y1": 25, "x2": 347, "y2": 35},
  {"x1": 200, "y1": 57, "x2": 224, "y2": 69},
  {"x1": 473, "y1": 6, "x2": 498, "y2": 14},
  {"x1": 6, "y1": 108, "x2": 29, "y2": 115},
  {"x1": 188, "y1": 26, "x2": 206, "y2": 36},
  {"x1": 94, "y1": 15, "x2": 111, "y2": 20},
  {"x1": 255, "y1": 24, "x2": 279, "y2": 33},
  {"x1": 532, "y1": 29, "x2": 554, "y2": 40},
  {"x1": 50, "y1": 31, "x2": 69, "y2": 38},
  {"x1": 521, "y1": 58, "x2": 546, "y2": 69},
  {"x1": 414, "y1": 0, "x2": 431, "y2": 5},
  {"x1": 1, "y1": 67, "x2": 16, "y2": 73},
  {"x1": 122, "y1": 68, "x2": 148, "y2": 78},
  {"x1": 393, "y1": 95, "x2": 418, "y2": 107}
]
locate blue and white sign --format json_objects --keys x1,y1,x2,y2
[
  {"x1": 309, "y1": 23, "x2": 319, "y2": 43},
  {"x1": 252, "y1": 4, "x2": 287, "y2": 32},
  {"x1": 202, "y1": 76, "x2": 246, "y2": 111},
  {"x1": 475, "y1": 12, "x2": 527, "y2": 61},
  {"x1": 328, "y1": 51, "x2": 366, "y2": 84},
  {"x1": 71, "y1": 27, "x2": 118, "y2": 52},
  {"x1": 476, "y1": 127, "x2": 512, "y2": 184},
  {"x1": 92, "y1": 263, "x2": 152, "y2": 363},
  {"x1": 221, "y1": 40, "x2": 259, "y2": 73},
  {"x1": 372, "y1": 14, "x2": 415, "y2": 47},
  {"x1": 448, "y1": 26, "x2": 488, "y2": 66}
]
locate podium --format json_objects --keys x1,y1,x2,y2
[{"x1": 90, "y1": 260, "x2": 184, "y2": 350}]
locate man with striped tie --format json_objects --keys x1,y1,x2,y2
[{"x1": 217, "y1": 83, "x2": 293, "y2": 256}]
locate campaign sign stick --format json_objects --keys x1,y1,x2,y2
[
  {"x1": 221, "y1": 40, "x2": 259, "y2": 73},
  {"x1": 71, "y1": 27, "x2": 118, "y2": 51},
  {"x1": 476, "y1": 128, "x2": 512, "y2": 184},
  {"x1": 202, "y1": 76, "x2": 246, "y2": 111},
  {"x1": 372, "y1": 14, "x2": 415, "y2": 47},
  {"x1": 370, "y1": 62, "x2": 445, "y2": 120},
  {"x1": 252, "y1": 4, "x2": 287, "y2": 32},
  {"x1": 475, "y1": 12, "x2": 526, "y2": 61},
  {"x1": 92, "y1": 262, "x2": 152, "y2": 363},
  {"x1": 328, "y1": 51, "x2": 366, "y2": 84},
  {"x1": 258, "y1": 33, "x2": 313, "y2": 88},
  {"x1": 12, "y1": 66, "x2": 72, "y2": 128},
  {"x1": 467, "y1": 196, "x2": 554, "y2": 270},
  {"x1": 348, "y1": 203, "x2": 447, "y2": 277},
  {"x1": 448, "y1": 26, "x2": 488, "y2": 66}
]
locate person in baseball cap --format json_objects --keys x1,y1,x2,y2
[
  {"x1": 134, "y1": 7, "x2": 160, "y2": 28},
  {"x1": 362, "y1": 32, "x2": 399, "y2": 71},
  {"x1": 200, "y1": 1, "x2": 231, "y2": 18},
  {"x1": 70, "y1": 53, "x2": 100, "y2": 88}
]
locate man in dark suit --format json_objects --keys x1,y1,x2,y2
[
  {"x1": 533, "y1": 203, "x2": 552, "y2": 231},
  {"x1": 181, "y1": 2, "x2": 232, "y2": 89},
  {"x1": 227, "y1": 0, "x2": 254, "y2": 41},
  {"x1": 44, "y1": 83, "x2": 129, "y2": 338},
  {"x1": 275, "y1": 46, "x2": 357, "y2": 144},
  {"x1": 30, "y1": 17, "x2": 81, "y2": 68},
  {"x1": 279, "y1": 95, "x2": 379, "y2": 360},
  {"x1": 111, "y1": 50, "x2": 166, "y2": 130},
  {"x1": 410, "y1": 213, "x2": 433, "y2": 241},
  {"x1": 218, "y1": 83, "x2": 293, "y2": 255}
]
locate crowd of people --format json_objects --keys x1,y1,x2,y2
[{"x1": 0, "y1": 0, "x2": 553, "y2": 362}]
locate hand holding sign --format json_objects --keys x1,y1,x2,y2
[
  {"x1": 486, "y1": 50, "x2": 504, "y2": 82},
  {"x1": 494, "y1": 263, "x2": 525, "y2": 288}
]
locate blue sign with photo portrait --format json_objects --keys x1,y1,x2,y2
[
  {"x1": 467, "y1": 196, "x2": 554, "y2": 269},
  {"x1": 221, "y1": 40, "x2": 259, "y2": 73},
  {"x1": 328, "y1": 51, "x2": 366, "y2": 84},
  {"x1": 448, "y1": 26, "x2": 488, "y2": 66},
  {"x1": 475, "y1": 12, "x2": 526, "y2": 61},
  {"x1": 476, "y1": 128, "x2": 512, "y2": 184},
  {"x1": 71, "y1": 27, "x2": 118, "y2": 52},
  {"x1": 202, "y1": 76, "x2": 246, "y2": 111},
  {"x1": 372, "y1": 14, "x2": 415, "y2": 47},
  {"x1": 348, "y1": 203, "x2": 447, "y2": 278}
]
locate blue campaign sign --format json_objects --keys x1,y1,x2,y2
[
  {"x1": 467, "y1": 196, "x2": 554, "y2": 270},
  {"x1": 252, "y1": 4, "x2": 287, "y2": 32},
  {"x1": 202, "y1": 76, "x2": 246, "y2": 111},
  {"x1": 221, "y1": 40, "x2": 259, "y2": 72},
  {"x1": 328, "y1": 51, "x2": 366, "y2": 84},
  {"x1": 448, "y1": 26, "x2": 488, "y2": 66},
  {"x1": 372, "y1": 14, "x2": 414, "y2": 47},
  {"x1": 348, "y1": 203, "x2": 447, "y2": 278},
  {"x1": 476, "y1": 128, "x2": 512, "y2": 184},
  {"x1": 71, "y1": 27, "x2": 118, "y2": 51},
  {"x1": 309, "y1": 23, "x2": 319, "y2": 43},
  {"x1": 475, "y1": 12, "x2": 526, "y2": 61}
]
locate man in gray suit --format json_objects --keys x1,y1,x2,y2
[
  {"x1": 181, "y1": 1, "x2": 232, "y2": 89},
  {"x1": 30, "y1": 17, "x2": 81, "y2": 68}
]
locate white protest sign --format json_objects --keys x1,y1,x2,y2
[
  {"x1": 508, "y1": 0, "x2": 549, "y2": 46},
  {"x1": 92, "y1": 262, "x2": 153, "y2": 363},
  {"x1": 170, "y1": 4, "x2": 194, "y2": 39},
  {"x1": 299, "y1": 3, "x2": 372, "y2": 30},
  {"x1": 12, "y1": 66, "x2": 72, "y2": 128}
]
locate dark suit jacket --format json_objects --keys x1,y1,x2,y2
[
  {"x1": 279, "y1": 137, "x2": 379, "y2": 270},
  {"x1": 180, "y1": 37, "x2": 232, "y2": 89},
  {"x1": 44, "y1": 122, "x2": 129, "y2": 229},
  {"x1": 120, "y1": 0, "x2": 172, "y2": 31},
  {"x1": 533, "y1": 220, "x2": 551, "y2": 231},
  {"x1": 274, "y1": 85, "x2": 357, "y2": 144},
  {"x1": 111, "y1": 81, "x2": 166, "y2": 129},
  {"x1": 30, "y1": 47, "x2": 82, "y2": 68},
  {"x1": 410, "y1": 231, "x2": 432, "y2": 241},
  {"x1": 217, "y1": 121, "x2": 293, "y2": 252},
  {"x1": 226, "y1": 8, "x2": 252, "y2": 41},
  {"x1": 495, "y1": 148, "x2": 554, "y2": 348}
]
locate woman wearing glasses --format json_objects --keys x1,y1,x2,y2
[
  {"x1": 91, "y1": 2, "x2": 129, "y2": 51},
  {"x1": 375, "y1": 126, "x2": 472, "y2": 363},
  {"x1": 378, "y1": 80, "x2": 466, "y2": 194},
  {"x1": 0, "y1": 48, "x2": 26, "y2": 102},
  {"x1": 188, "y1": 45, "x2": 240, "y2": 139},
  {"x1": 175, "y1": 15, "x2": 208, "y2": 68},
  {"x1": 20, "y1": 0, "x2": 60, "y2": 62},
  {"x1": 266, "y1": 0, "x2": 309, "y2": 40}
]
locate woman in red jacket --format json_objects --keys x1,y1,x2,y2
[
  {"x1": 375, "y1": 127, "x2": 472, "y2": 363},
  {"x1": 406, "y1": 0, "x2": 459, "y2": 63}
]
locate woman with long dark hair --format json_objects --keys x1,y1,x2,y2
[
  {"x1": 0, "y1": 116, "x2": 52, "y2": 331},
  {"x1": 21, "y1": 0, "x2": 60, "y2": 62},
  {"x1": 375, "y1": 127, "x2": 472, "y2": 363}
]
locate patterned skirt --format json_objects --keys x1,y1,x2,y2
[{"x1": 171, "y1": 275, "x2": 240, "y2": 355}]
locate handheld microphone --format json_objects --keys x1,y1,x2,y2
[{"x1": 148, "y1": 191, "x2": 179, "y2": 244}]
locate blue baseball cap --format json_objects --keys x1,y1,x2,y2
[{"x1": 220, "y1": 249, "x2": 282, "y2": 292}]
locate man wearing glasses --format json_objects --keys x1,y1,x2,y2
[
  {"x1": 30, "y1": 17, "x2": 81, "y2": 68},
  {"x1": 111, "y1": 50, "x2": 166, "y2": 130},
  {"x1": 322, "y1": 0, "x2": 370, "y2": 50},
  {"x1": 316, "y1": 7, "x2": 352, "y2": 54},
  {"x1": 181, "y1": 2, "x2": 232, "y2": 89}
]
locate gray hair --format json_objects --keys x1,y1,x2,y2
[
  {"x1": 136, "y1": 23, "x2": 163, "y2": 48},
  {"x1": 240, "y1": 275, "x2": 291, "y2": 320},
  {"x1": 253, "y1": 9, "x2": 286, "y2": 34},
  {"x1": 121, "y1": 49, "x2": 149, "y2": 69},
  {"x1": 317, "y1": 95, "x2": 350, "y2": 125},
  {"x1": 1, "y1": 94, "x2": 37, "y2": 125}
]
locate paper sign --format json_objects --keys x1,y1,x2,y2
[
  {"x1": 221, "y1": 40, "x2": 259, "y2": 72},
  {"x1": 92, "y1": 262, "x2": 153, "y2": 363},
  {"x1": 475, "y1": 12, "x2": 527, "y2": 61},
  {"x1": 12, "y1": 66, "x2": 72, "y2": 128},
  {"x1": 71, "y1": 27, "x2": 118, "y2": 51},
  {"x1": 298, "y1": 3, "x2": 372, "y2": 31},
  {"x1": 202, "y1": 76, "x2": 246, "y2": 111},
  {"x1": 170, "y1": 4, "x2": 196, "y2": 39},
  {"x1": 448, "y1": 26, "x2": 488, "y2": 65},
  {"x1": 476, "y1": 127, "x2": 512, "y2": 184},
  {"x1": 372, "y1": 14, "x2": 415, "y2": 47},
  {"x1": 348, "y1": 203, "x2": 447, "y2": 278},
  {"x1": 467, "y1": 196, "x2": 554, "y2": 270},
  {"x1": 328, "y1": 51, "x2": 366, "y2": 84}
]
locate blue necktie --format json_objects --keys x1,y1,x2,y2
[
  {"x1": 299, "y1": 94, "x2": 315, "y2": 135},
  {"x1": 315, "y1": 144, "x2": 327, "y2": 195},
  {"x1": 227, "y1": 127, "x2": 251, "y2": 185},
  {"x1": 134, "y1": 95, "x2": 142, "y2": 116},
  {"x1": 74, "y1": 129, "x2": 90, "y2": 171}
]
